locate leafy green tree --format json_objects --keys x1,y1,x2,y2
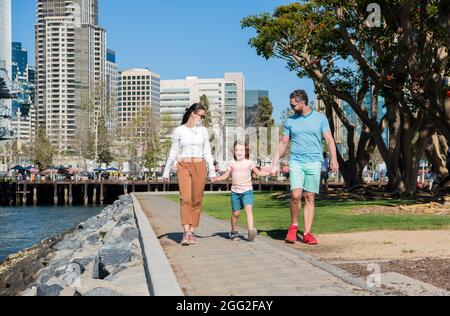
[
  {"x1": 199, "y1": 94, "x2": 213, "y2": 128},
  {"x1": 97, "y1": 114, "x2": 113, "y2": 164},
  {"x1": 242, "y1": 1, "x2": 450, "y2": 193},
  {"x1": 32, "y1": 127, "x2": 54, "y2": 169}
]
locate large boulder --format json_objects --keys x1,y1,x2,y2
[
  {"x1": 98, "y1": 246, "x2": 133, "y2": 269},
  {"x1": 36, "y1": 284, "x2": 63, "y2": 296},
  {"x1": 53, "y1": 239, "x2": 82, "y2": 251},
  {"x1": 103, "y1": 225, "x2": 139, "y2": 245}
]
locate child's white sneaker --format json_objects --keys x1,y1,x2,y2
[{"x1": 248, "y1": 228, "x2": 257, "y2": 242}]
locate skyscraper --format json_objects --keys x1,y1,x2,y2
[
  {"x1": 12, "y1": 42, "x2": 28, "y2": 82},
  {"x1": 35, "y1": 0, "x2": 107, "y2": 153},
  {"x1": 245, "y1": 90, "x2": 269, "y2": 127},
  {"x1": 0, "y1": 0, "x2": 13, "y2": 145},
  {"x1": 11, "y1": 42, "x2": 36, "y2": 147},
  {"x1": 105, "y1": 49, "x2": 118, "y2": 133},
  {"x1": 0, "y1": 0, "x2": 11, "y2": 77}
]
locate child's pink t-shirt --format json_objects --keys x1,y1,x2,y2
[{"x1": 227, "y1": 159, "x2": 256, "y2": 194}]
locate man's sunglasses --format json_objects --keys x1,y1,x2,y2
[{"x1": 290, "y1": 101, "x2": 306, "y2": 108}]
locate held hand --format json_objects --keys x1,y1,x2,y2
[
  {"x1": 210, "y1": 177, "x2": 218, "y2": 183},
  {"x1": 330, "y1": 159, "x2": 339, "y2": 173},
  {"x1": 163, "y1": 177, "x2": 169, "y2": 183}
]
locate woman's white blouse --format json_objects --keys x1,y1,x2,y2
[{"x1": 163, "y1": 125, "x2": 217, "y2": 178}]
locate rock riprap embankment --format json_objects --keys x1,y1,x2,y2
[{"x1": 16, "y1": 195, "x2": 149, "y2": 296}]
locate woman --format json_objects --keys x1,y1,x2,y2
[{"x1": 163, "y1": 103, "x2": 217, "y2": 246}]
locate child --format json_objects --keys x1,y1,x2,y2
[{"x1": 215, "y1": 141, "x2": 271, "y2": 241}]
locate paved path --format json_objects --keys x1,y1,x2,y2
[{"x1": 135, "y1": 193, "x2": 376, "y2": 296}]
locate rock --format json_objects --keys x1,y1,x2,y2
[
  {"x1": 98, "y1": 220, "x2": 117, "y2": 236},
  {"x1": 19, "y1": 286, "x2": 37, "y2": 296},
  {"x1": 104, "y1": 259, "x2": 142, "y2": 282},
  {"x1": 98, "y1": 246, "x2": 133, "y2": 268},
  {"x1": 62, "y1": 271, "x2": 82, "y2": 287},
  {"x1": 84, "y1": 287, "x2": 123, "y2": 296},
  {"x1": 84, "y1": 232, "x2": 101, "y2": 245},
  {"x1": 36, "y1": 268, "x2": 55, "y2": 284},
  {"x1": 74, "y1": 277, "x2": 118, "y2": 296},
  {"x1": 54, "y1": 262, "x2": 84, "y2": 280},
  {"x1": 54, "y1": 265, "x2": 69, "y2": 277},
  {"x1": 36, "y1": 284, "x2": 64, "y2": 296},
  {"x1": 92, "y1": 256, "x2": 109, "y2": 280},
  {"x1": 83, "y1": 214, "x2": 108, "y2": 230},
  {"x1": 103, "y1": 225, "x2": 139, "y2": 245},
  {"x1": 104, "y1": 265, "x2": 128, "y2": 281},
  {"x1": 53, "y1": 240, "x2": 82, "y2": 251},
  {"x1": 108, "y1": 264, "x2": 150, "y2": 296},
  {"x1": 60, "y1": 287, "x2": 77, "y2": 296},
  {"x1": 71, "y1": 256, "x2": 95, "y2": 268},
  {"x1": 50, "y1": 250, "x2": 74, "y2": 262}
]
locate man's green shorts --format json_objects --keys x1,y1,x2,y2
[{"x1": 289, "y1": 161, "x2": 322, "y2": 194}]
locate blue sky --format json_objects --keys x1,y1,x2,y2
[{"x1": 12, "y1": 0, "x2": 315, "y2": 124}]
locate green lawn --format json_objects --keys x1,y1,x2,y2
[{"x1": 164, "y1": 192, "x2": 450, "y2": 238}]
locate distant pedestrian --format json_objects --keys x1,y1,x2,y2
[{"x1": 320, "y1": 153, "x2": 330, "y2": 192}]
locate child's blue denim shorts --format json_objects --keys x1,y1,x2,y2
[{"x1": 231, "y1": 190, "x2": 254, "y2": 212}]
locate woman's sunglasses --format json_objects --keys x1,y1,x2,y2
[{"x1": 195, "y1": 113, "x2": 206, "y2": 120}]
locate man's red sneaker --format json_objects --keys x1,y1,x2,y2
[
  {"x1": 303, "y1": 233, "x2": 318, "y2": 245},
  {"x1": 285, "y1": 225, "x2": 299, "y2": 244}
]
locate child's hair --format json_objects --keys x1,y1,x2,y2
[{"x1": 233, "y1": 140, "x2": 250, "y2": 161}]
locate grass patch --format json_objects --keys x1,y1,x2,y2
[{"x1": 164, "y1": 192, "x2": 450, "y2": 237}]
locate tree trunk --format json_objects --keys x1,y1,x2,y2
[
  {"x1": 386, "y1": 106, "x2": 403, "y2": 192},
  {"x1": 425, "y1": 133, "x2": 449, "y2": 178}
]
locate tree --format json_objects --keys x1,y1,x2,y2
[
  {"x1": 242, "y1": 1, "x2": 450, "y2": 194},
  {"x1": 199, "y1": 95, "x2": 213, "y2": 127},
  {"x1": 255, "y1": 96, "x2": 275, "y2": 158},
  {"x1": 97, "y1": 114, "x2": 113, "y2": 164},
  {"x1": 279, "y1": 107, "x2": 294, "y2": 159},
  {"x1": 242, "y1": 2, "x2": 380, "y2": 189},
  {"x1": 160, "y1": 112, "x2": 174, "y2": 164},
  {"x1": 199, "y1": 94, "x2": 217, "y2": 156},
  {"x1": 256, "y1": 96, "x2": 275, "y2": 128},
  {"x1": 32, "y1": 127, "x2": 54, "y2": 169},
  {"x1": 121, "y1": 107, "x2": 165, "y2": 174},
  {"x1": 77, "y1": 80, "x2": 114, "y2": 164}
]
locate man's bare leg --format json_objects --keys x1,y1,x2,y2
[
  {"x1": 290, "y1": 189, "x2": 303, "y2": 225},
  {"x1": 304, "y1": 192, "x2": 316, "y2": 234}
]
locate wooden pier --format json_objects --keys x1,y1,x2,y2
[{"x1": 0, "y1": 179, "x2": 307, "y2": 207}]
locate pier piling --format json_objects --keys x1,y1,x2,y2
[{"x1": 33, "y1": 186, "x2": 37, "y2": 206}]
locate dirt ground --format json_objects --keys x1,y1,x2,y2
[{"x1": 292, "y1": 229, "x2": 450, "y2": 292}]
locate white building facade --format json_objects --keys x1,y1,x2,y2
[
  {"x1": 117, "y1": 68, "x2": 161, "y2": 141},
  {"x1": 161, "y1": 73, "x2": 245, "y2": 164}
]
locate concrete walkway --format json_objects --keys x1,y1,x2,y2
[{"x1": 134, "y1": 193, "x2": 377, "y2": 296}]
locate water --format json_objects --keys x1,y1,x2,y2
[{"x1": 0, "y1": 205, "x2": 102, "y2": 262}]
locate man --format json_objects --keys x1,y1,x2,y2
[
  {"x1": 321, "y1": 153, "x2": 330, "y2": 192},
  {"x1": 272, "y1": 90, "x2": 339, "y2": 245}
]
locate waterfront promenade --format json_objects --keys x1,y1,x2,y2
[{"x1": 133, "y1": 192, "x2": 378, "y2": 296}]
